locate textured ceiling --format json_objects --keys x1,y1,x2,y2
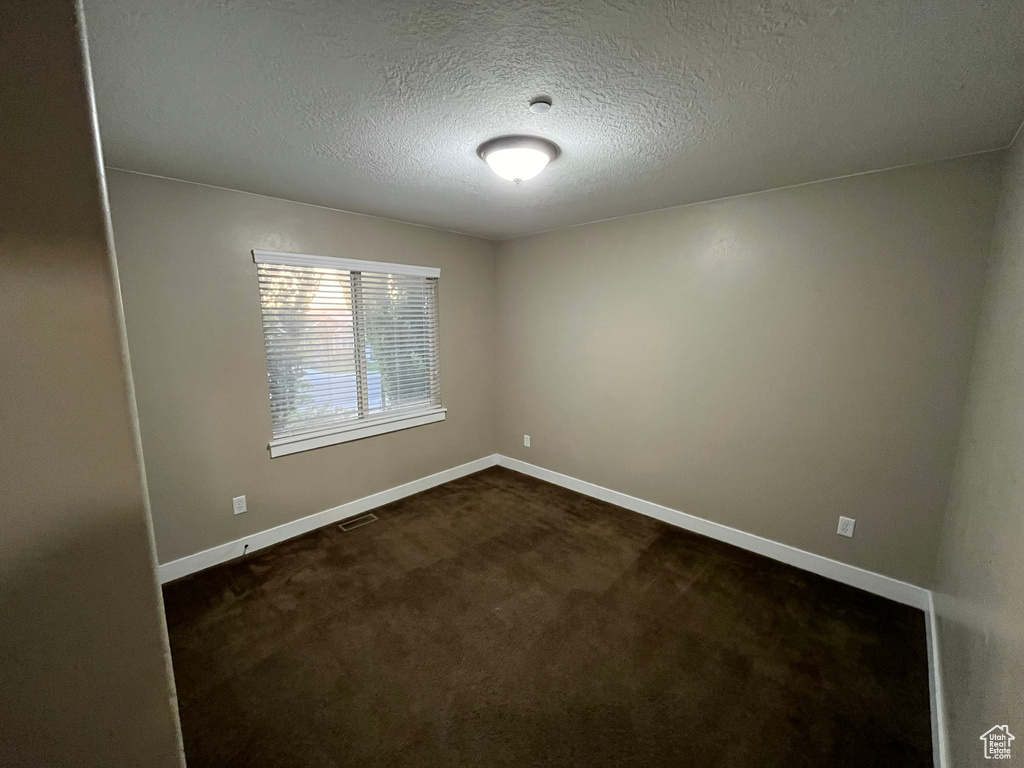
[{"x1": 85, "y1": 0, "x2": 1024, "y2": 240}]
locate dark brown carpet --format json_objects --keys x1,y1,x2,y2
[{"x1": 163, "y1": 467, "x2": 932, "y2": 767}]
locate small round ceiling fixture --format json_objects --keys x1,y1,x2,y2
[
  {"x1": 529, "y1": 97, "x2": 552, "y2": 114},
  {"x1": 477, "y1": 135, "x2": 560, "y2": 184}
]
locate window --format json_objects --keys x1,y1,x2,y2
[{"x1": 253, "y1": 250, "x2": 443, "y2": 457}]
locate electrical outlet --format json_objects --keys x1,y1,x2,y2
[
  {"x1": 233, "y1": 495, "x2": 247, "y2": 515},
  {"x1": 837, "y1": 516, "x2": 855, "y2": 538},
  {"x1": 523, "y1": 434, "x2": 531, "y2": 448}
]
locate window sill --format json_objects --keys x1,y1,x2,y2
[{"x1": 268, "y1": 408, "x2": 446, "y2": 458}]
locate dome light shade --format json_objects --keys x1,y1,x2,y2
[
  {"x1": 478, "y1": 136, "x2": 559, "y2": 183},
  {"x1": 485, "y1": 147, "x2": 550, "y2": 182}
]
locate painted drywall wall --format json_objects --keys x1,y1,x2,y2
[
  {"x1": 495, "y1": 154, "x2": 1003, "y2": 586},
  {"x1": 933, "y1": 133, "x2": 1024, "y2": 764},
  {"x1": 0, "y1": 2, "x2": 184, "y2": 766},
  {"x1": 108, "y1": 170, "x2": 498, "y2": 564}
]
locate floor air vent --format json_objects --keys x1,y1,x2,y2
[{"x1": 340, "y1": 513, "x2": 378, "y2": 532}]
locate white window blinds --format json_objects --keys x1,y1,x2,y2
[{"x1": 253, "y1": 250, "x2": 443, "y2": 457}]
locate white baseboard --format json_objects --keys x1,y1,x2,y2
[
  {"x1": 496, "y1": 456, "x2": 929, "y2": 610},
  {"x1": 162, "y1": 451, "x2": 931, "y2": 605},
  {"x1": 925, "y1": 590, "x2": 949, "y2": 768},
  {"x1": 157, "y1": 454, "x2": 499, "y2": 583},
  {"x1": 497, "y1": 456, "x2": 945, "y2": 767},
  {"x1": 158, "y1": 451, "x2": 944, "y2": 765}
]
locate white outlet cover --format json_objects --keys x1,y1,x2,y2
[
  {"x1": 837, "y1": 516, "x2": 855, "y2": 538},
  {"x1": 523, "y1": 435, "x2": 531, "y2": 447},
  {"x1": 233, "y1": 495, "x2": 247, "y2": 515}
]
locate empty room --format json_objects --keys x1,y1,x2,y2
[{"x1": 2, "y1": 1, "x2": 1023, "y2": 766}]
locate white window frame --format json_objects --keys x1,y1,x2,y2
[{"x1": 253, "y1": 250, "x2": 445, "y2": 458}]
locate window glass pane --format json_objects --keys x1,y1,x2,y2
[
  {"x1": 258, "y1": 266, "x2": 359, "y2": 437},
  {"x1": 255, "y1": 256, "x2": 441, "y2": 446},
  {"x1": 362, "y1": 275, "x2": 438, "y2": 415}
]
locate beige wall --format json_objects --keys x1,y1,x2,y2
[
  {"x1": 933, "y1": 136, "x2": 1024, "y2": 764},
  {"x1": 108, "y1": 170, "x2": 498, "y2": 564},
  {"x1": 0, "y1": 1, "x2": 184, "y2": 766},
  {"x1": 496, "y1": 155, "x2": 1003, "y2": 586}
]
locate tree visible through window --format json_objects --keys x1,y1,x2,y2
[{"x1": 253, "y1": 251, "x2": 442, "y2": 456}]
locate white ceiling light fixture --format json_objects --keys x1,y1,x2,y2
[
  {"x1": 529, "y1": 97, "x2": 552, "y2": 114},
  {"x1": 478, "y1": 136, "x2": 560, "y2": 184}
]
